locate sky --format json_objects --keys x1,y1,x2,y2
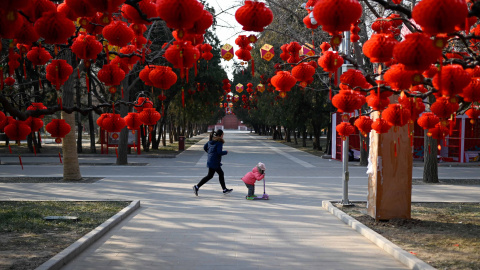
[{"x1": 204, "y1": 0, "x2": 250, "y2": 79}]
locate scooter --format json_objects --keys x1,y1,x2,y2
[{"x1": 253, "y1": 175, "x2": 269, "y2": 200}]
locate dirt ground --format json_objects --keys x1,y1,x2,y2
[{"x1": 340, "y1": 202, "x2": 480, "y2": 270}]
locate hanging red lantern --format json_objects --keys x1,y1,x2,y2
[
  {"x1": 336, "y1": 122, "x2": 356, "y2": 140},
  {"x1": 423, "y1": 64, "x2": 439, "y2": 78},
  {"x1": 4, "y1": 120, "x2": 31, "y2": 141},
  {"x1": 124, "y1": 112, "x2": 144, "y2": 131},
  {"x1": 412, "y1": 0, "x2": 468, "y2": 36},
  {"x1": 15, "y1": 19, "x2": 40, "y2": 45},
  {"x1": 46, "y1": 60, "x2": 73, "y2": 90},
  {"x1": 98, "y1": 63, "x2": 126, "y2": 86},
  {"x1": 466, "y1": 107, "x2": 480, "y2": 124},
  {"x1": 45, "y1": 119, "x2": 71, "y2": 143},
  {"x1": 139, "y1": 65, "x2": 156, "y2": 86},
  {"x1": 135, "y1": 97, "x2": 154, "y2": 113},
  {"x1": 27, "y1": 47, "x2": 52, "y2": 67},
  {"x1": 101, "y1": 113, "x2": 126, "y2": 133},
  {"x1": 235, "y1": 0, "x2": 273, "y2": 32},
  {"x1": 0, "y1": 9, "x2": 24, "y2": 39},
  {"x1": 384, "y1": 64, "x2": 423, "y2": 91},
  {"x1": 320, "y1": 42, "x2": 331, "y2": 53},
  {"x1": 0, "y1": 112, "x2": 6, "y2": 127},
  {"x1": 156, "y1": 0, "x2": 204, "y2": 30},
  {"x1": 303, "y1": 15, "x2": 318, "y2": 30},
  {"x1": 25, "y1": 117, "x2": 44, "y2": 132},
  {"x1": 57, "y1": 3, "x2": 79, "y2": 21},
  {"x1": 362, "y1": 33, "x2": 398, "y2": 63},
  {"x1": 312, "y1": 0, "x2": 362, "y2": 35},
  {"x1": 462, "y1": 77, "x2": 480, "y2": 103},
  {"x1": 149, "y1": 66, "x2": 178, "y2": 90},
  {"x1": 287, "y1": 42, "x2": 302, "y2": 64},
  {"x1": 79, "y1": 13, "x2": 111, "y2": 35},
  {"x1": 139, "y1": 108, "x2": 161, "y2": 126},
  {"x1": 27, "y1": 103, "x2": 48, "y2": 118},
  {"x1": 4, "y1": 77, "x2": 15, "y2": 86},
  {"x1": 34, "y1": 11, "x2": 76, "y2": 44},
  {"x1": 292, "y1": 63, "x2": 316, "y2": 87},
  {"x1": 432, "y1": 64, "x2": 471, "y2": 97},
  {"x1": 417, "y1": 112, "x2": 440, "y2": 130},
  {"x1": 339, "y1": 69, "x2": 367, "y2": 91},
  {"x1": 110, "y1": 56, "x2": 131, "y2": 74},
  {"x1": 371, "y1": 18, "x2": 392, "y2": 34},
  {"x1": 429, "y1": 123, "x2": 449, "y2": 140},
  {"x1": 64, "y1": 0, "x2": 96, "y2": 17},
  {"x1": 22, "y1": 0, "x2": 56, "y2": 22},
  {"x1": 71, "y1": 33, "x2": 103, "y2": 60},
  {"x1": 201, "y1": 44, "x2": 214, "y2": 61},
  {"x1": 119, "y1": 45, "x2": 141, "y2": 66},
  {"x1": 103, "y1": 20, "x2": 134, "y2": 48},
  {"x1": 164, "y1": 41, "x2": 199, "y2": 78},
  {"x1": 271, "y1": 71, "x2": 297, "y2": 96},
  {"x1": 371, "y1": 117, "x2": 392, "y2": 134},
  {"x1": 382, "y1": 104, "x2": 411, "y2": 127},
  {"x1": 96, "y1": 113, "x2": 110, "y2": 130},
  {"x1": 430, "y1": 96, "x2": 459, "y2": 119},
  {"x1": 121, "y1": 0, "x2": 156, "y2": 25},
  {"x1": 354, "y1": 116, "x2": 373, "y2": 136},
  {"x1": 393, "y1": 33, "x2": 442, "y2": 72},
  {"x1": 83, "y1": 0, "x2": 125, "y2": 13},
  {"x1": 318, "y1": 51, "x2": 343, "y2": 73},
  {"x1": 187, "y1": 9, "x2": 214, "y2": 35},
  {"x1": 246, "y1": 83, "x2": 254, "y2": 94},
  {"x1": 332, "y1": 90, "x2": 364, "y2": 113},
  {"x1": 366, "y1": 94, "x2": 390, "y2": 111},
  {"x1": 130, "y1": 23, "x2": 148, "y2": 36}
]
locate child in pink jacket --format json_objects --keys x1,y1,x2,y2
[{"x1": 241, "y1": 162, "x2": 266, "y2": 200}]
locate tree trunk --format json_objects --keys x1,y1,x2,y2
[
  {"x1": 62, "y1": 51, "x2": 82, "y2": 181},
  {"x1": 302, "y1": 128, "x2": 307, "y2": 147},
  {"x1": 76, "y1": 74, "x2": 83, "y2": 154},
  {"x1": 293, "y1": 129, "x2": 298, "y2": 145},
  {"x1": 423, "y1": 134, "x2": 439, "y2": 183}
]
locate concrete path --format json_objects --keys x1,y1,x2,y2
[{"x1": 1, "y1": 131, "x2": 479, "y2": 269}]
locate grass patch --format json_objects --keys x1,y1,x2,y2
[
  {"x1": 340, "y1": 202, "x2": 480, "y2": 270},
  {"x1": 0, "y1": 201, "x2": 130, "y2": 270}
]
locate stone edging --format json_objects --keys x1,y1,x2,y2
[
  {"x1": 35, "y1": 200, "x2": 141, "y2": 270},
  {"x1": 322, "y1": 201, "x2": 436, "y2": 270}
]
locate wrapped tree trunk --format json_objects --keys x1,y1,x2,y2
[{"x1": 117, "y1": 81, "x2": 129, "y2": 165}]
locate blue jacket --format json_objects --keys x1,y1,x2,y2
[{"x1": 204, "y1": 137, "x2": 227, "y2": 169}]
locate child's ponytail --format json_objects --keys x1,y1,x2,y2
[{"x1": 209, "y1": 130, "x2": 216, "y2": 141}]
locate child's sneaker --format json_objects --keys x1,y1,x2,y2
[
  {"x1": 246, "y1": 196, "x2": 255, "y2": 200},
  {"x1": 193, "y1": 185, "x2": 199, "y2": 196},
  {"x1": 223, "y1": 188, "x2": 233, "y2": 194}
]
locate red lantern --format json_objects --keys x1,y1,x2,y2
[
  {"x1": 4, "y1": 77, "x2": 15, "y2": 86},
  {"x1": 336, "y1": 122, "x2": 355, "y2": 140},
  {"x1": 98, "y1": 63, "x2": 126, "y2": 86},
  {"x1": 34, "y1": 11, "x2": 76, "y2": 44},
  {"x1": 287, "y1": 42, "x2": 302, "y2": 64},
  {"x1": 15, "y1": 19, "x2": 40, "y2": 45},
  {"x1": 46, "y1": 60, "x2": 73, "y2": 90},
  {"x1": 384, "y1": 64, "x2": 422, "y2": 91},
  {"x1": 339, "y1": 69, "x2": 367, "y2": 91},
  {"x1": 96, "y1": 113, "x2": 109, "y2": 129},
  {"x1": 366, "y1": 94, "x2": 390, "y2": 111},
  {"x1": 332, "y1": 90, "x2": 364, "y2": 113},
  {"x1": 0, "y1": 9, "x2": 24, "y2": 39},
  {"x1": 119, "y1": 45, "x2": 141, "y2": 66},
  {"x1": 140, "y1": 108, "x2": 161, "y2": 126},
  {"x1": 201, "y1": 44, "x2": 214, "y2": 61},
  {"x1": 430, "y1": 97, "x2": 459, "y2": 119},
  {"x1": 64, "y1": 0, "x2": 96, "y2": 17},
  {"x1": 417, "y1": 112, "x2": 440, "y2": 130},
  {"x1": 135, "y1": 97, "x2": 153, "y2": 113},
  {"x1": 187, "y1": 9, "x2": 214, "y2": 35},
  {"x1": 432, "y1": 64, "x2": 471, "y2": 97},
  {"x1": 121, "y1": 0, "x2": 156, "y2": 25},
  {"x1": 139, "y1": 65, "x2": 156, "y2": 86},
  {"x1": 164, "y1": 41, "x2": 199, "y2": 77},
  {"x1": 130, "y1": 23, "x2": 147, "y2": 36},
  {"x1": 271, "y1": 71, "x2": 297, "y2": 93},
  {"x1": 22, "y1": 0, "x2": 56, "y2": 22},
  {"x1": 45, "y1": 119, "x2": 71, "y2": 143},
  {"x1": 362, "y1": 33, "x2": 398, "y2": 63},
  {"x1": 371, "y1": 18, "x2": 392, "y2": 34},
  {"x1": 235, "y1": 0, "x2": 273, "y2": 32},
  {"x1": 354, "y1": 116, "x2": 373, "y2": 136},
  {"x1": 292, "y1": 63, "x2": 316, "y2": 87},
  {"x1": 156, "y1": 0, "x2": 204, "y2": 30},
  {"x1": 382, "y1": 104, "x2": 411, "y2": 127},
  {"x1": 110, "y1": 56, "x2": 131, "y2": 74},
  {"x1": 412, "y1": 0, "x2": 468, "y2": 35},
  {"x1": 4, "y1": 120, "x2": 31, "y2": 141},
  {"x1": 429, "y1": 123, "x2": 449, "y2": 140},
  {"x1": 57, "y1": 3, "x2": 80, "y2": 21},
  {"x1": 466, "y1": 107, "x2": 480, "y2": 124},
  {"x1": 303, "y1": 15, "x2": 318, "y2": 30},
  {"x1": 71, "y1": 33, "x2": 103, "y2": 60},
  {"x1": 318, "y1": 51, "x2": 343, "y2": 73},
  {"x1": 27, "y1": 47, "x2": 51, "y2": 67},
  {"x1": 149, "y1": 66, "x2": 178, "y2": 90},
  {"x1": 124, "y1": 112, "x2": 143, "y2": 130},
  {"x1": 102, "y1": 20, "x2": 134, "y2": 47},
  {"x1": 79, "y1": 13, "x2": 111, "y2": 35},
  {"x1": 423, "y1": 64, "x2": 439, "y2": 78},
  {"x1": 101, "y1": 113, "x2": 126, "y2": 132},
  {"x1": 312, "y1": 0, "x2": 362, "y2": 35},
  {"x1": 83, "y1": 0, "x2": 125, "y2": 13},
  {"x1": 393, "y1": 33, "x2": 442, "y2": 72},
  {"x1": 371, "y1": 118, "x2": 392, "y2": 134},
  {"x1": 25, "y1": 117, "x2": 44, "y2": 132},
  {"x1": 27, "y1": 103, "x2": 48, "y2": 118},
  {"x1": 462, "y1": 78, "x2": 480, "y2": 103},
  {"x1": 0, "y1": 111, "x2": 6, "y2": 127}
]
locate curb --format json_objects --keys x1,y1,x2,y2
[
  {"x1": 322, "y1": 201, "x2": 436, "y2": 270},
  {"x1": 35, "y1": 200, "x2": 141, "y2": 270}
]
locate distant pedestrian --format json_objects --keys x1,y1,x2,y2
[
  {"x1": 193, "y1": 129, "x2": 233, "y2": 196},
  {"x1": 241, "y1": 162, "x2": 266, "y2": 200}
]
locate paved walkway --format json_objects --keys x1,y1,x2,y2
[{"x1": 1, "y1": 131, "x2": 480, "y2": 269}]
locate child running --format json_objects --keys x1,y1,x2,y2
[{"x1": 241, "y1": 162, "x2": 266, "y2": 200}]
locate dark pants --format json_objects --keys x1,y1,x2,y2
[
  {"x1": 245, "y1": 183, "x2": 255, "y2": 197},
  {"x1": 197, "y1": 167, "x2": 226, "y2": 190}
]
